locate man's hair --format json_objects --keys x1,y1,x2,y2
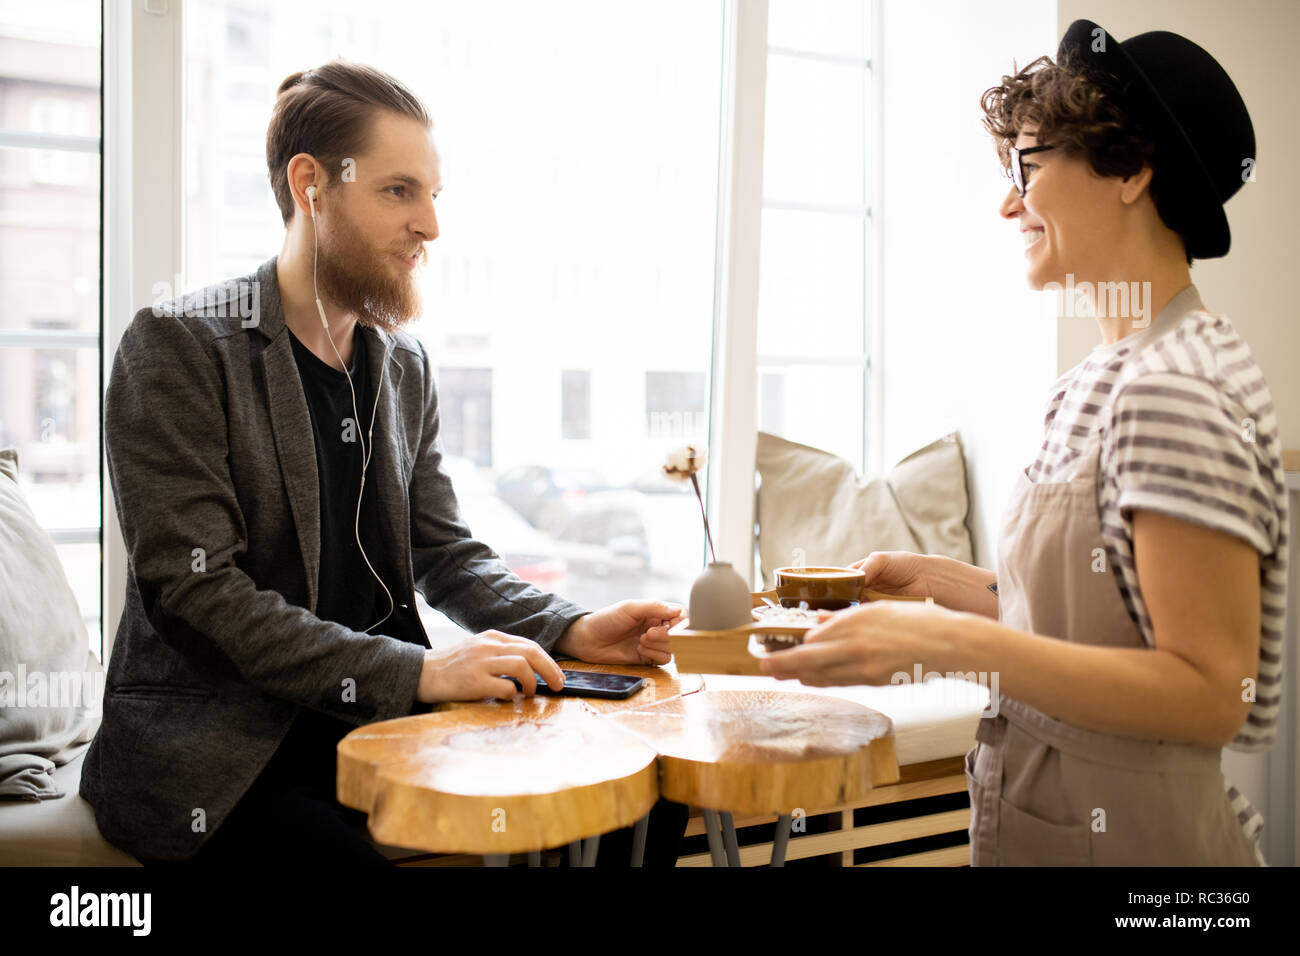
[
  {"x1": 979, "y1": 54, "x2": 1193, "y2": 265},
  {"x1": 266, "y1": 59, "x2": 431, "y2": 225}
]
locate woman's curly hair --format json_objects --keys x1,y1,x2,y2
[{"x1": 980, "y1": 53, "x2": 1193, "y2": 264}]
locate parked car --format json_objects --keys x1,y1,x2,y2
[
  {"x1": 551, "y1": 490, "x2": 652, "y2": 571},
  {"x1": 494, "y1": 464, "x2": 610, "y2": 532},
  {"x1": 438, "y1": 456, "x2": 567, "y2": 592},
  {"x1": 548, "y1": 489, "x2": 703, "y2": 608}
]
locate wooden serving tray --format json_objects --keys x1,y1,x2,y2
[
  {"x1": 669, "y1": 589, "x2": 928, "y2": 675},
  {"x1": 751, "y1": 587, "x2": 927, "y2": 607},
  {"x1": 667, "y1": 621, "x2": 812, "y2": 676}
]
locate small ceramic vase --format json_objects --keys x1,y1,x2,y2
[{"x1": 688, "y1": 561, "x2": 751, "y2": 630}]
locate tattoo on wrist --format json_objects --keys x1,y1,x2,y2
[{"x1": 987, "y1": 582, "x2": 998, "y2": 594}]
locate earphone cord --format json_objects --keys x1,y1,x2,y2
[{"x1": 312, "y1": 199, "x2": 395, "y2": 635}]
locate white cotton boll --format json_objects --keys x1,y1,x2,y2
[{"x1": 663, "y1": 443, "x2": 707, "y2": 482}]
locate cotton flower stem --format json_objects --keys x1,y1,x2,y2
[{"x1": 690, "y1": 472, "x2": 717, "y2": 564}]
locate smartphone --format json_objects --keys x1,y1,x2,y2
[{"x1": 506, "y1": 669, "x2": 646, "y2": 700}]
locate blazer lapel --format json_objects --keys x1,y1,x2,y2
[
  {"x1": 360, "y1": 324, "x2": 410, "y2": 599},
  {"x1": 252, "y1": 256, "x2": 323, "y2": 612}
]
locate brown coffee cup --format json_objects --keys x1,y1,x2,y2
[{"x1": 772, "y1": 566, "x2": 866, "y2": 610}]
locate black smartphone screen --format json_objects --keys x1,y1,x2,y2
[{"x1": 511, "y1": 669, "x2": 646, "y2": 699}]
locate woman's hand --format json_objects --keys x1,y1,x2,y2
[
  {"x1": 853, "y1": 551, "x2": 999, "y2": 618},
  {"x1": 851, "y1": 551, "x2": 934, "y2": 598},
  {"x1": 758, "y1": 599, "x2": 962, "y2": 686}
]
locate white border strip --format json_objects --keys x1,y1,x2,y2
[
  {"x1": 709, "y1": 0, "x2": 767, "y2": 585},
  {"x1": 101, "y1": 0, "x2": 184, "y2": 662}
]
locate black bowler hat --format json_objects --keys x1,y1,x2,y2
[{"x1": 1057, "y1": 19, "x2": 1254, "y2": 259}]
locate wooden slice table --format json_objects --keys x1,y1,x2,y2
[
  {"x1": 609, "y1": 689, "x2": 898, "y2": 866},
  {"x1": 343, "y1": 709, "x2": 658, "y2": 865},
  {"x1": 338, "y1": 661, "x2": 702, "y2": 865}
]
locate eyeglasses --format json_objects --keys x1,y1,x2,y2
[{"x1": 1009, "y1": 145, "x2": 1055, "y2": 197}]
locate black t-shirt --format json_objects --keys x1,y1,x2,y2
[
  {"x1": 278, "y1": 324, "x2": 387, "y2": 783},
  {"x1": 288, "y1": 324, "x2": 383, "y2": 634}
]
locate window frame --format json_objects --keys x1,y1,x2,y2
[
  {"x1": 103, "y1": 0, "x2": 185, "y2": 661},
  {"x1": 708, "y1": 0, "x2": 882, "y2": 578}
]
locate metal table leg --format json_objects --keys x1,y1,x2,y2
[
  {"x1": 720, "y1": 811, "x2": 741, "y2": 867},
  {"x1": 703, "y1": 809, "x2": 728, "y2": 867},
  {"x1": 483, "y1": 854, "x2": 510, "y2": 867},
  {"x1": 771, "y1": 814, "x2": 792, "y2": 867},
  {"x1": 568, "y1": 841, "x2": 582, "y2": 867},
  {"x1": 581, "y1": 835, "x2": 601, "y2": 867},
  {"x1": 631, "y1": 812, "x2": 650, "y2": 867},
  {"x1": 527, "y1": 850, "x2": 542, "y2": 867}
]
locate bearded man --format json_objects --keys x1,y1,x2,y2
[{"x1": 82, "y1": 60, "x2": 685, "y2": 866}]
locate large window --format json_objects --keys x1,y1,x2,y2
[{"x1": 0, "y1": 0, "x2": 103, "y2": 659}]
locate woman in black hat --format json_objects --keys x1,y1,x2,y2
[{"x1": 759, "y1": 21, "x2": 1288, "y2": 866}]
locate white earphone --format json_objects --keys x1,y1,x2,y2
[{"x1": 306, "y1": 181, "x2": 394, "y2": 634}]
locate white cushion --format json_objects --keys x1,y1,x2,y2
[{"x1": 0, "y1": 446, "x2": 104, "y2": 799}]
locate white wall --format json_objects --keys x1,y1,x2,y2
[
  {"x1": 1054, "y1": 0, "x2": 1300, "y2": 452},
  {"x1": 878, "y1": 0, "x2": 1058, "y2": 568}
]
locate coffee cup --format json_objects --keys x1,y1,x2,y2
[{"x1": 772, "y1": 566, "x2": 866, "y2": 610}]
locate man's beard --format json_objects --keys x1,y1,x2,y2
[{"x1": 315, "y1": 201, "x2": 425, "y2": 335}]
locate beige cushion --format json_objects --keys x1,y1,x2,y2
[
  {"x1": 0, "y1": 749, "x2": 138, "y2": 865},
  {"x1": 0, "y1": 741, "x2": 424, "y2": 865},
  {"x1": 755, "y1": 432, "x2": 973, "y2": 588}
]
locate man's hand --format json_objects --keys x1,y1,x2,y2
[
  {"x1": 554, "y1": 601, "x2": 685, "y2": 666},
  {"x1": 416, "y1": 631, "x2": 566, "y2": 703}
]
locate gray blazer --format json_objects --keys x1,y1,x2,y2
[{"x1": 81, "y1": 255, "x2": 587, "y2": 860}]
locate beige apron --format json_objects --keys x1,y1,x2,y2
[{"x1": 966, "y1": 437, "x2": 1258, "y2": 865}]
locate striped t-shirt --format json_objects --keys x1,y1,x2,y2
[{"x1": 1025, "y1": 283, "x2": 1289, "y2": 863}]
